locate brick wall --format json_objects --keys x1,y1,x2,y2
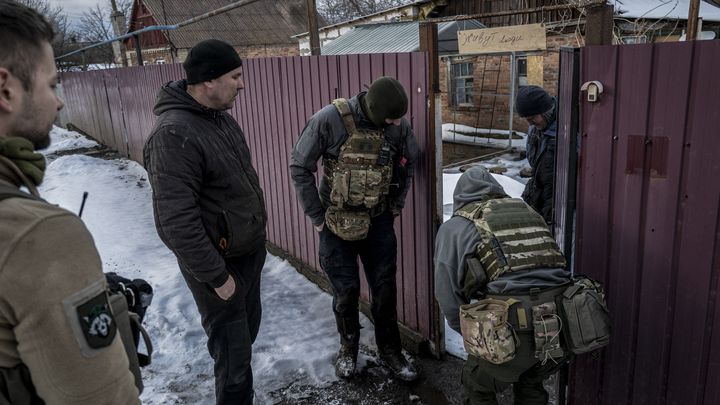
[
  {"x1": 234, "y1": 44, "x2": 300, "y2": 59},
  {"x1": 440, "y1": 32, "x2": 581, "y2": 136},
  {"x1": 125, "y1": 46, "x2": 174, "y2": 66}
]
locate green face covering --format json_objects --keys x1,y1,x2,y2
[{"x1": 0, "y1": 137, "x2": 46, "y2": 186}]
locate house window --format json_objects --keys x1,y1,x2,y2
[
  {"x1": 517, "y1": 57, "x2": 528, "y2": 86},
  {"x1": 450, "y1": 62, "x2": 473, "y2": 106}
]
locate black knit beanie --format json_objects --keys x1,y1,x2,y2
[
  {"x1": 362, "y1": 76, "x2": 409, "y2": 128},
  {"x1": 515, "y1": 85, "x2": 553, "y2": 117},
  {"x1": 183, "y1": 39, "x2": 242, "y2": 85}
]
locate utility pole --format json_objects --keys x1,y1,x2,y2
[
  {"x1": 687, "y1": 0, "x2": 700, "y2": 40},
  {"x1": 306, "y1": 0, "x2": 321, "y2": 55},
  {"x1": 419, "y1": 21, "x2": 442, "y2": 358},
  {"x1": 585, "y1": 3, "x2": 614, "y2": 45},
  {"x1": 110, "y1": 0, "x2": 129, "y2": 66}
]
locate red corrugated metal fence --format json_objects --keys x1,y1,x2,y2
[
  {"x1": 59, "y1": 53, "x2": 437, "y2": 344},
  {"x1": 569, "y1": 40, "x2": 720, "y2": 405}
]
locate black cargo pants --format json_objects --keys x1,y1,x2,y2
[
  {"x1": 180, "y1": 246, "x2": 266, "y2": 405},
  {"x1": 319, "y1": 210, "x2": 402, "y2": 353}
]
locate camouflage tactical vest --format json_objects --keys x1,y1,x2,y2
[
  {"x1": 324, "y1": 98, "x2": 393, "y2": 210},
  {"x1": 322, "y1": 99, "x2": 393, "y2": 241},
  {"x1": 454, "y1": 198, "x2": 566, "y2": 281}
]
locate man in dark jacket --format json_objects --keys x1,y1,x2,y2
[
  {"x1": 143, "y1": 40, "x2": 267, "y2": 405},
  {"x1": 290, "y1": 76, "x2": 419, "y2": 381},
  {"x1": 434, "y1": 166, "x2": 570, "y2": 404},
  {"x1": 516, "y1": 85, "x2": 557, "y2": 224}
]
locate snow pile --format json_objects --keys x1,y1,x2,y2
[
  {"x1": 43, "y1": 125, "x2": 99, "y2": 156},
  {"x1": 442, "y1": 123, "x2": 527, "y2": 150}
]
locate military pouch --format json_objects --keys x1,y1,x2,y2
[
  {"x1": 329, "y1": 168, "x2": 351, "y2": 206},
  {"x1": 560, "y1": 276, "x2": 611, "y2": 354},
  {"x1": 531, "y1": 301, "x2": 565, "y2": 364},
  {"x1": 461, "y1": 257, "x2": 488, "y2": 300},
  {"x1": 325, "y1": 206, "x2": 371, "y2": 241},
  {"x1": 329, "y1": 167, "x2": 389, "y2": 209},
  {"x1": 459, "y1": 298, "x2": 518, "y2": 364}
]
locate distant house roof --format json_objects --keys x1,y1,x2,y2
[
  {"x1": 615, "y1": 0, "x2": 720, "y2": 22},
  {"x1": 292, "y1": 1, "x2": 427, "y2": 38},
  {"x1": 321, "y1": 20, "x2": 485, "y2": 55},
  {"x1": 129, "y1": 0, "x2": 316, "y2": 49}
]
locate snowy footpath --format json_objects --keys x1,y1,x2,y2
[{"x1": 38, "y1": 126, "x2": 526, "y2": 404}]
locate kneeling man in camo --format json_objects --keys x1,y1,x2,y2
[{"x1": 434, "y1": 166, "x2": 610, "y2": 404}]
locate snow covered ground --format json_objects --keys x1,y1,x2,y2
[
  {"x1": 44, "y1": 126, "x2": 99, "y2": 155},
  {"x1": 38, "y1": 126, "x2": 529, "y2": 402}
]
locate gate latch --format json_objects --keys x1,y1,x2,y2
[{"x1": 580, "y1": 81, "x2": 604, "y2": 102}]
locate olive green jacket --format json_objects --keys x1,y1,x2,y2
[{"x1": 0, "y1": 157, "x2": 139, "y2": 404}]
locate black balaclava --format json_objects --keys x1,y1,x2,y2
[{"x1": 361, "y1": 76, "x2": 408, "y2": 128}]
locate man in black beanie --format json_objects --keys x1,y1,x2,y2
[
  {"x1": 144, "y1": 39, "x2": 267, "y2": 405},
  {"x1": 515, "y1": 85, "x2": 557, "y2": 224},
  {"x1": 290, "y1": 77, "x2": 419, "y2": 381}
]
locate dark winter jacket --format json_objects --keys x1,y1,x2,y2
[
  {"x1": 522, "y1": 117, "x2": 557, "y2": 224},
  {"x1": 434, "y1": 167, "x2": 569, "y2": 333},
  {"x1": 289, "y1": 92, "x2": 419, "y2": 226},
  {"x1": 144, "y1": 80, "x2": 267, "y2": 288}
]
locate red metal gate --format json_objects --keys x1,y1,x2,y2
[{"x1": 568, "y1": 40, "x2": 720, "y2": 404}]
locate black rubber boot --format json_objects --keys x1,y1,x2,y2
[
  {"x1": 378, "y1": 347, "x2": 418, "y2": 382},
  {"x1": 334, "y1": 312, "x2": 360, "y2": 379},
  {"x1": 335, "y1": 330, "x2": 360, "y2": 379}
]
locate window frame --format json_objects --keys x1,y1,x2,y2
[{"x1": 449, "y1": 61, "x2": 474, "y2": 107}]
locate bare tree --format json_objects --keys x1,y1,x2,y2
[
  {"x1": 76, "y1": 0, "x2": 133, "y2": 69},
  {"x1": 317, "y1": 0, "x2": 412, "y2": 25},
  {"x1": 16, "y1": 0, "x2": 64, "y2": 26},
  {"x1": 15, "y1": 0, "x2": 80, "y2": 71}
]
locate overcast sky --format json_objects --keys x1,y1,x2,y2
[{"x1": 48, "y1": 0, "x2": 105, "y2": 25}]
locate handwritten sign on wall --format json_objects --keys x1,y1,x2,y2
[{"x1": 458, "y1": 24, "x2": 547, "y2": 54}]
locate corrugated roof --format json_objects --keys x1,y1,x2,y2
[
  {"x1": 139, "y1": 0, "x2": 314, "y2": 48},
  {"x1": 321, "y1": 20, "x2": 484, "y2": 55},
  {"x1": 615, "y1": 0, "x2": 720, "y2": 22}
]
